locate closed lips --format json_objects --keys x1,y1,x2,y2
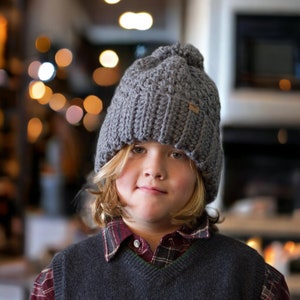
[{"x1": 138, "y1": 186, "x2": 167, "y2": 194}]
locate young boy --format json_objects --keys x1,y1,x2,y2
[{"x1": 30, "y1": 43, "x2": 290, "y2": 299}]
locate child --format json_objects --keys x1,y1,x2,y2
[{"x1": 30, "y1": 43, "x2": 290, "y2": 299}]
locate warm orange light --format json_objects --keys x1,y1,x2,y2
[
  {"x1": 83, "y1": 113, "x2": 100, "y2": 132},
  {"x1": 279, "y1": 79, "x2": 291, "y2": 91},
  {"x1": 284, "y1": 241, "x2": 296, "y2": 254},
  {"x1": 35, "y1": 35, "x2": 51, "y2": 53},
  {"x1": 246, "y1": 237, "x2": 262, "y2": 255},
  {"x1": 55, "y1": 48, "x2": 73, "y2": 67},
  {"x1": 27, "y1": 117, "x2": 43, "y2": 143},
  {"x1": 93, "y1": 67, "x2": 120, "y2": 86},
  {"x1": 83, "y1": 95, "x2": 103, "y2": 115},
  {"x1": 37, "y1": 85, "x2": 53, "y2": 105},
  {"x1": 0, "y1": 15, "x2": 7, "y2": 41},
  {"x1": 29, "y1": 81, "x2": 46, "y2": 100},
  {"x1": 264, "y1": 245, "x2": 275, "y2": 266},
  {"x1": 49, "y1": 93, "x2": 67, "y2": 111},
  {"x1": 0, "y1": 14, "x2": 8, "y2": 68}
]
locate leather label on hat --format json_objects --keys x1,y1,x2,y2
[{"x1": 189, "y1": 102, "x2": 200, "y2": 114}]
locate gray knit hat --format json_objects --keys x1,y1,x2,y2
[{"x1": 94, "y1": 43, "x2": 223, "y2": 204}]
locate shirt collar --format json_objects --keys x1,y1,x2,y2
[
  {"x1": 102, "y1": 216, "x2": 210, "y2": 262},
  {"x1": 177, "y1": 216, "x2": 210, "y2": 239},
  {"x1": 102, "y1": 218, "x2": 133, "y2": 262}
]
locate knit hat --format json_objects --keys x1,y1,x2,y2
[{"x1": 94, "y1": 43, "x2": 223, "y2": 204}]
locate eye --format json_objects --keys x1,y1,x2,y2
[
  {"x1": 131, "y1": 145, "x2": 145, "y2": 154},
  {"x1": 170, "y1": 150, "x2": 187, "y2": 160}
]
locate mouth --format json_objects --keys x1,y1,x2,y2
[{"x1": 137, "y1": 185, "x2": 167, "y2": 194}]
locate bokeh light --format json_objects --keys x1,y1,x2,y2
[
  {"x1": 37, "y1": 85, "x2": 53, "y2": 105},
  {"x1": 38, "y1": 62, "x2": 56, "y2": 81},
  {"x1": 55, "y1": 48, "x2": 73, "y2": 67},
  {"x1": 83, "y1": 113, "x2": 100, "y2": 132},
  {"x1": 119, "y1": 12, "x2": 153, "y2": 30},
  {"x1": 27, "y1": 117, "x2": 43, "y2": 143},
  {"x1": 119, "y1": 12, "x2": 135, "y2": 29},
  {"x1": 279, "y1": 79, "x2": 291, "y2": 91},
  {"x1": 83, "y1": 95, "x2": 103, "y2": 115},
  {"x1": 35, "y1": 35, "x2": 51, "y2": 53},
  {"x1": 104, "y1": 0, "x2": 121, "y2": 4},
  {"x1": 0, "y1": 14, "x2": 8, "y2": 68},
  {"x1": 66, "y1": 105, "x2": 84, "y2": 125},
  {"x1": 99, "y1": 50, "x2": 119, "y2": 68},
  {"x1": 49, "y1": 93, "x2": 67, "y2": 111},
  {"x1": 28, "y1": 61, "x2": 41, "y2": 79},
  {"x1": 29, "y1": 81, "x2": 46, "y2": 100},
  {"x1": 93, "y1": 67, "x2": 120, "y2": 86}
]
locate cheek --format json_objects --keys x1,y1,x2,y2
[
  {"x1": 183, "y1": 176, "x2": 196, "y2": 198},
  {"x1": 172, "y1": 168, "x2": 196, "y2": 197},
  {"x1": 115, "y1": 177, "x2": 128, "y2": 206},
  {"x1": 115, "y1": 175, "x2": 128, "y2": 195},
  {"x1": 115, "y1": 166, "x2": 137, "y2": 197}
]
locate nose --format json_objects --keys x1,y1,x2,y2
[
  {"x1": 143, "y1": 153, "x2": 167, "y2": 180},
  {"x1": 144, "y1": 169, "x2": 165, "y2": 180}
]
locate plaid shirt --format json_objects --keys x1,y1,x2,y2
[{"x1": 30, "y1": 218, "x2": 290, "y2": 299}]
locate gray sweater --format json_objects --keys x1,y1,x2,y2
[{"x1": 52, "y1": 232, "x2": 265, "y2": 300}]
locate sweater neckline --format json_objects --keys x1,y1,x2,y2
[{"x1": 114, "y1": 236, "x2": 211, "y2": 282}]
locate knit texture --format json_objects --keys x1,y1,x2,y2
[
  {"x1": 51, "y1": 232, "x2": 266, "y2": 299},
  {"x1": 94, "y1": 43, "x2": 223, "y2": 203}
]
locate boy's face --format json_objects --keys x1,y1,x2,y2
[{"x1": 116, "y1": 141, "x2": 196, "y2": 231}]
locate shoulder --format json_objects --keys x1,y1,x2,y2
[
  {"x1": 262, "y1": 263, "x2": 290, "y2": 299},
  {"x1": 210, "y1": 233, "x2": 264, "y2": 259},
  {"x1": 50, "y1": 231, "x2": 106, "y2": 294},
  {"x1": 201, "y1": 233, "x2": 266, "y2": 278},
  {"x1": 52, "y1": 231, "x2": 104, "y2": 266}
]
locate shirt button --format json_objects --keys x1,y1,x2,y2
[{"x1": 133, "y1": 239, "x2": 141, "y2": 248}]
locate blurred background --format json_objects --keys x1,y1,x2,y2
[{"x1": 0, "y1": 0, "x2": 300, "y2": 298}]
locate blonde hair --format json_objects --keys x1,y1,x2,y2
[{"x1": 92, "y1": 145, "x2": 206, "y2": 228}]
